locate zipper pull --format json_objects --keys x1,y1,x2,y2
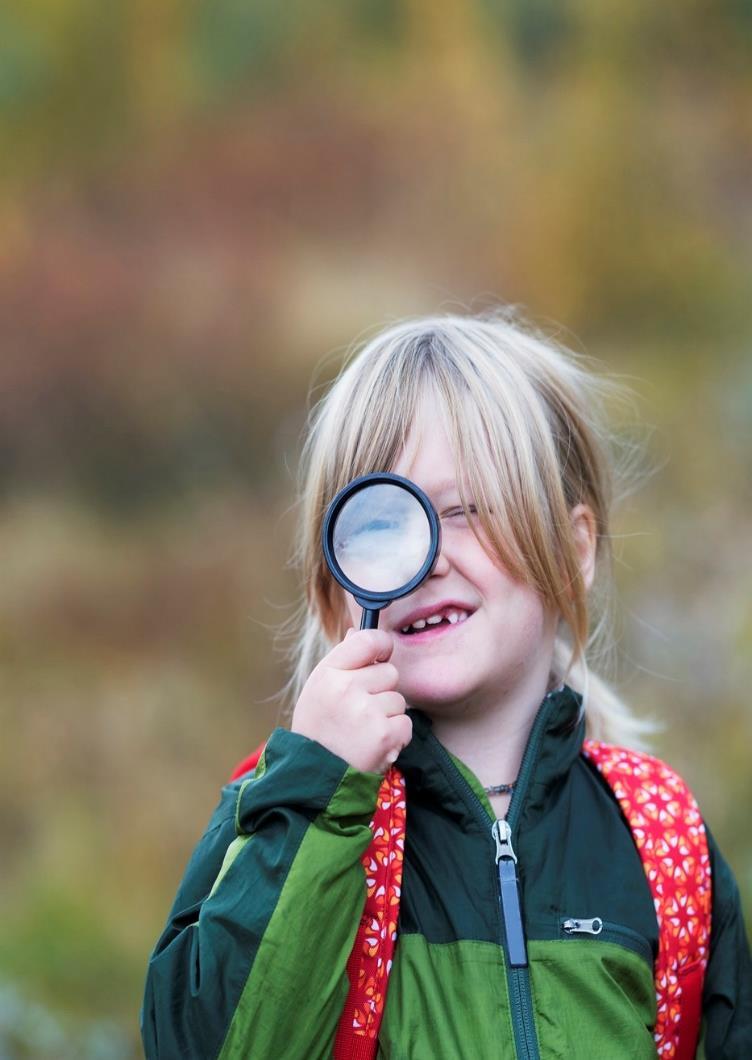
[
  {"x1": 491, "y1": 819, "x2": 518, "y2": 863},
  {"x1": 491, "y1": 820, "x2": 527, "y2": 968},
  {"x1": 563, "y1": 917, "x2": 603, "y2": 936}
]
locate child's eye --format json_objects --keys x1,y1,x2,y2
[{"x1": 444, "y1": 505, "x2": 478, "y2": 520}]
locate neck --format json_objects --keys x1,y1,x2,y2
[{"x1": 429, "y1": 667, "x2": 556, "y2": 792}]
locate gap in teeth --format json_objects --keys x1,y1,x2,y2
[{"x1": 401, "y1": 610, "x2": 468, "y2": 634}]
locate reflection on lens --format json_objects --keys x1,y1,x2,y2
[{"x1": 333, "y1": 482, "x2": 431, "y2": 593}]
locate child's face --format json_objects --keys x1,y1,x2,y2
[{"x1": 343, "y1": 392, "x2": 558, "y2": 720}]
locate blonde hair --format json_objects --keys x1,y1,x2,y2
[{"x1": 286, "y1": 308, "x2": 653, "y2": 748}]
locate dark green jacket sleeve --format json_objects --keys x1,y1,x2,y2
[
  {"x1": 702, "y1": 826, "x2": 752, "y2": 1058},
  {"x1": 141, "y1": 728, "x2": 383, "y2": 1060}
]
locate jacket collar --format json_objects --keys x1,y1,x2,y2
[{"x1": 396, "y1": 684, "x2": 585, "y2": 827}]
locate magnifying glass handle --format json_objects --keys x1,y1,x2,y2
[{"x1": 360, "y1": 608, "x2": 380, "y2": 631}]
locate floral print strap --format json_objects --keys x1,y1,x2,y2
[
  {"x1": 582, "y1": 740, "x2": 712, "y2": 1060},
  {"x1": 229, "y1": 746, "x2": 405, "y2": 1059},
  {"x1": 333, "y1": 766, "x2": 407, "y2": 1060}
]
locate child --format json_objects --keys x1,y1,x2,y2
[{"x1": 141, "y1": 311, "x2": 751, "y2": 1058}]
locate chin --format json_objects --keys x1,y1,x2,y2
[
  {"x1": 400, "y1": 657, "x2": 479, "y2": 704},
  {"x1": 403, "y1": 681, "x2": 477, "y2": 717},
  {"x1": 411, "y1": 698, "x2": 462, "y2": 717}
]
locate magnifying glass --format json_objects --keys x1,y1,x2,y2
[{"x1": 322, "y1": 472, "x2": 441, "y2": 630}]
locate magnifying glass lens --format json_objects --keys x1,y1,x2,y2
[{"x1": 333, "y1": 482, "x2": 432, "y2": 593}]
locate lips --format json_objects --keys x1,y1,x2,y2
[{"x1": 394, "y1": 601, "x2": 475, "y2": 637}]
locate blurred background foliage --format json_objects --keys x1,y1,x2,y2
[{"x1": 0, "y1": 0, "x2": 750, "y2": 1054}]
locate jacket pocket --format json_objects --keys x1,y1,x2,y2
[{"x1": 560, "y1": 916, "x2": 654, "y2": 967}]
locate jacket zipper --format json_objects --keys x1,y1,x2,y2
[
  {"x1": 427, "y1": 689, "x2": 562, "y2": 1060},
  {"x1": 497, "y1": 702, "x2": 549, "y2": 1060},
  {"x1": 492, "y1": 817, "x2": 539, "y2": 1059},
  {"x1": 492, "y1": 820, "x2": 527, "y2": 967}
]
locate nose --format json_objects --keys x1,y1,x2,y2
[{"x1": 430, "y1": 540, "x2": 451, "y2": 578}]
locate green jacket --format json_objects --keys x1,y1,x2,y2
[{"x1": 141, "y1": 685, "x2": 751, "y2": 1058}]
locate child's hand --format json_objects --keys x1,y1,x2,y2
[{"x1": 291, "y1": 628, "x2": 412, "y2": 773}]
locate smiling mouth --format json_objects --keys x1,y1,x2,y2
[{"x1": 398, "y1": 609, "x2": 471, "y2": 636}]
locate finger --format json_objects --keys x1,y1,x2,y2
[
  {"x1": 382, "y1": 713, "x2": 413, "y2": 763},
  {"x1": 359, "y1": 661, "x2": 400, "y2": 694},
  {"x1": 371, "y1": 690, "x2": 407, "y2": 718},
  {"x1": 328, "y1": 628, "x2": 394, "y2": 670}
]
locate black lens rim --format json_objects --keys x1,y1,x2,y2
[{"x1": 322, "y1": 471, "x2": 441, "y2": 606}]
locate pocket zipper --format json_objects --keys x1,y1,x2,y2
[
  {"x1": 560, "y1": 916, "x2": 653, "y2": 965},
  {"x1": 562, "y1": 917, "x2": 603, "y2": 936}
]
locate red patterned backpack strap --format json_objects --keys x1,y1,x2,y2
[
  {"x1": 333, "y1": 766, "x2": 406, "y2": 1059},
  {"x1": 229, "y1": 748, "x2": 406, "y2": 1060},
  {"x1": 582, "y1": 740, "x2": 712, "y2": 1060}
]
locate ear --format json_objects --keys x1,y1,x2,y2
[{"x1": 570, "y1": 503, "x2": 598, "y2": 592}]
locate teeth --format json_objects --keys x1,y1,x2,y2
[{"x1": 401, "y1": 609, "x2": 470, "y2": 634}]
